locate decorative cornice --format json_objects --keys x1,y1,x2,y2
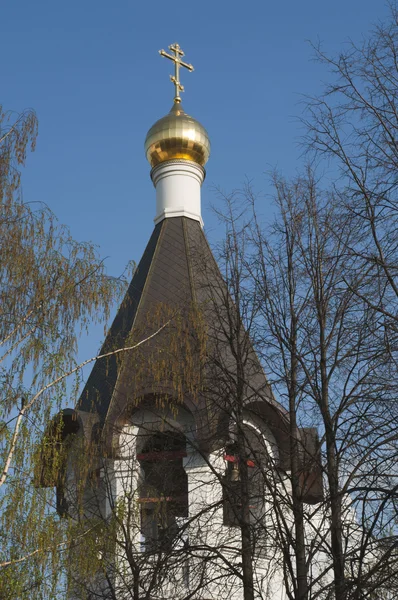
[{"x1": 154, "y1": 208, "x2": 204, "y2": 228}]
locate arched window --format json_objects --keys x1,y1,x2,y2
[
  {"x1": 137, "y1": 431, "x2": 188, "y2": 552},
  {"x1": 223, "y1": 420, "x2": 273, "y2": 528}
]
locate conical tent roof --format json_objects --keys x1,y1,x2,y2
[{"x1": 77, "y1": 216, "x2": 290, "y2": 458}]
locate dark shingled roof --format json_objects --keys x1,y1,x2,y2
[{"x1": 78, "y1": 220, "x2": 163, "y2": 420}]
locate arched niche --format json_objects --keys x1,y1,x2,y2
[
  {"x1": 128, "y1": 403, "x2": 195, "y2": 552},
  {"x1": 222, "y1": 412, "x2": 278, "y2": 528},
  {"x1": 138, "y1": 430, "x2": 188, "y2": 552}
]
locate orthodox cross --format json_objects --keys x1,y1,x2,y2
[{"x1": 159, "y1": 43, "x2": 194, "y2": 103}]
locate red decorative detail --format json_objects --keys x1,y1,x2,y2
[
  {"x1": 138, "y1": 497, "x2": 174, "y2": 503},
  {"x1": 223, "y1": 454, "x2": 255, "y2": 468},
  {"x1": 224, "y1": 454, "x2": 237, "y2": 463},
  {"x1": 138, "y1": 495, "x2": 186, "y2": 504},
  {"x1": 137, "y1": 450, "x2": 187, "y2": 462}
]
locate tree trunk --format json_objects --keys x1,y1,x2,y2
[
  {"x1": 289, "y1": 323, "x2": 309, "y2": 600},
  {"x1": 319, "y1": 310, "x2": 345, "y2": 600}
]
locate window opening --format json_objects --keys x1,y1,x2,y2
[
  {"x1": 222, "y1": 426, "x2": 267, "y2": 528},
  {"x1": 138, "y1": 431, "x2": 188, "y2": 552}
]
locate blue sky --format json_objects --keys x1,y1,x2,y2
[{"x1": 1, "y1": 0, "x2": 392, "y2": 368}]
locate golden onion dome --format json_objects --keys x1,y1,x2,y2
[{"x1": 145, "y1": 102, "x2": 210, "y2": 168}]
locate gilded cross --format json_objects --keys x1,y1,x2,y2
[{"x1": 159, "y1": 43, "x2": 194, "y2": 103}]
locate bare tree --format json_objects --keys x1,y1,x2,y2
[
  {"x1": 299, "y1": 8, "x2": 398, "y2": 595},
  {"x1": 303, "y1": 4, "x2": 398, "y2": 343},
  {"x1": 242, "y1": 170, "x2": 397, "y2": 600}
]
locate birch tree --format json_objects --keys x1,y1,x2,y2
[{"x1": 0, "y1": 105, "x2": 126, "y2": 598}]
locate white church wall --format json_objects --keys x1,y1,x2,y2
[
  {"x1": 64, "y1": 410, "x2": 352, "y2": 600},
  {"x1": 85, "y1": 409, "x2": 290, "y2": 600},
  {"x1": 152, "y1": 160, "x2": 205, "y2": 226}
]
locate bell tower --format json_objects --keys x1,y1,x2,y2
[{"x1": 38, "y1": 44, "x2": 323, "y2": 600}]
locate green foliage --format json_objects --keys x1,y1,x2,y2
[
  {"x1": 122, "y1": 301, "x2": 208, "y2": 410},
  {"x1": 0, "y1": 105, "x2": 126, "y2": 596}
]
